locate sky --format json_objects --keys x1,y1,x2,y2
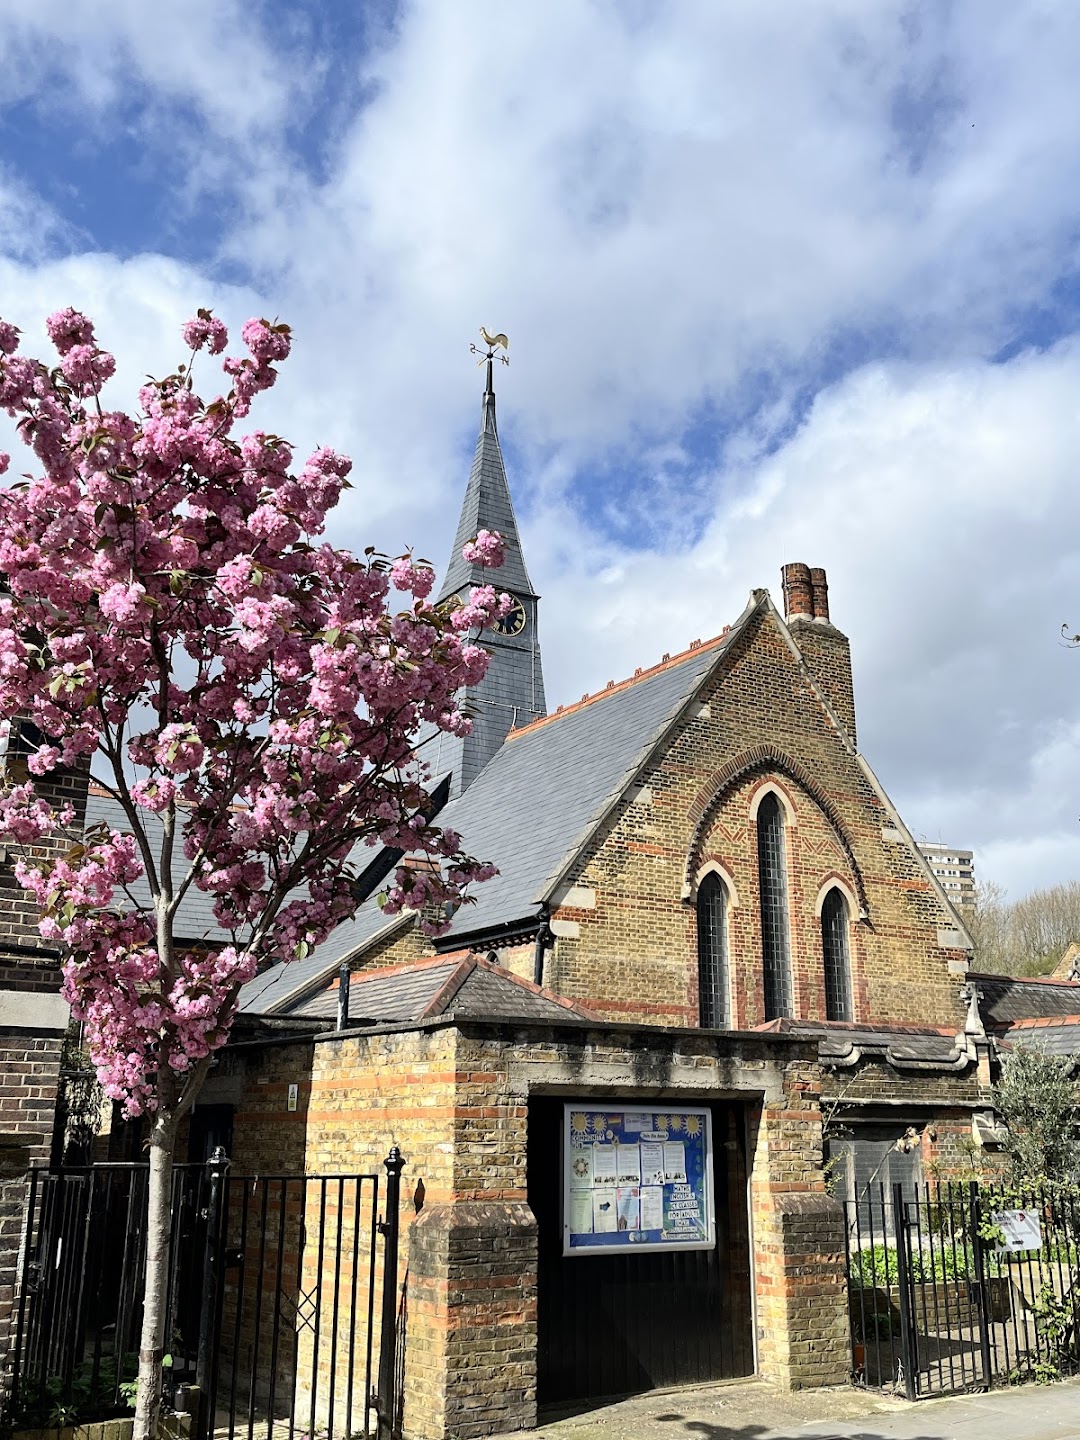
[{"x1": 1, "y1": 1, "x2": 1079, "y2": 902}]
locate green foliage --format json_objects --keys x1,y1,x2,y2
[
  {"x1": 993, "y1": 1045, "x2": 1080, "y2": 1184},
  {"x1": 1006, "y1": 1284, "x2": 1080, "y2": 1385},
  {"x1": 848, "y1": 1241, "x2": 982, "y2": 1286},
  {"x1": 11, "y1": 1352, "x2": 138, "y2": 1428}
]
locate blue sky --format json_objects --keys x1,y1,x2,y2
[{"x1": 3, "y1": 2, "x2": 1080, "y2": 899}]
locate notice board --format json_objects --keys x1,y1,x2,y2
[{"x1": 562, "y1": 1104, "x2": 715, "y2": 1256}]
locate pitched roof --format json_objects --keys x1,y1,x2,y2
[
  {"x1": 998, "y1": 1016, "x2": 1080, "y2": 1058},
  {"x1": 289, "y1": 951, "x2": 597, "y2": 1026},
  {"x1": 438, "y1": 379, "x2": 535, "y2": 600},
  {"x1": 431, "y1": 619, "x2": 746, "y2": 941},
  {"x1": 239, "y1": 612, "x2": 747, "y2": 1013},
  {"x1": 237, "y1": 903, "x2": 411, "y2": 1015},
  {"x1": 970, "y1": 972, "x2": 1080, "y2": 1025}
]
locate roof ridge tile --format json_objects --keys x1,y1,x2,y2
[{"x1": 509, "y1": 627, "x2": 731, "y2": 740}]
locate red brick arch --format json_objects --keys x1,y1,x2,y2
[{"x1": 685, "y1": 745, "x2": 870, "y2": 918}]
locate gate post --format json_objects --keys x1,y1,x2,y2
[
  {"x1": 375, "y1": 1147, "x2": 404, "y2": 1440},
  {"x1": 5, "y1": 1164, "x2": 40, "y2": 1417},
  {"x1": 891, "y1": 1183, "x2": 917, "y2": 1401},
  {"x1": 968, "y1": 1181, "x2": 994, "y2": 1390},
  {"x1": 195, "y1": 1146, "x2": 230, "y2": 1438}
]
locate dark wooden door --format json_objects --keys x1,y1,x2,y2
[{"x1": 529, "y1": 1097, "x2": 754, "y2": 1405}]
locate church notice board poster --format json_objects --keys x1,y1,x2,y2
[{"x1": 562, "y1": 1104, "x2": 715, "y2": 1256}]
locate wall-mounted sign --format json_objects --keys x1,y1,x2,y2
[
  {"x1": 993, "y1": 1208, "x2": 1042, "y2": 1253},
  {"x1": 562, "y1": 1104, "x2": 715, "y2": 1256}
]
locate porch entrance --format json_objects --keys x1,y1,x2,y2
[{"x1": 528, "y1": 1097, "x2": 754, "y2": 1406}]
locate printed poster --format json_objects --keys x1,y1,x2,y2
[
  {"x1": 563, "y1": 1105, "x2": 715, "y2": 1256},
  {"x1": 993, "y1": 1208, "x2": 1042, "y2": 1253}
]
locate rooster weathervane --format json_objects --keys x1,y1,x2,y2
[{"x1": 470, "y1": 327, "x2": 510, "y2": 366}]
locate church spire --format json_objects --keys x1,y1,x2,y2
[
  {"x1": 430, "y1": 331, "x2": 547, "y2": 797},
  {"x1": 438, "y1": 332, "x2": 536, "y2": 601}
]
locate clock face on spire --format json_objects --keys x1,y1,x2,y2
[{"x1": 491, "y1": 597, "x2": 527, "y2": 637}]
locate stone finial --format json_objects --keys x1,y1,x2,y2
[{"x1": 959, "y1": 981, "x2": 986, "y2": 1038}]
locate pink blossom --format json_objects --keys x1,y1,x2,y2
[
  {"x1": 99, "y1": 580, "x2": 147, "y2": 626},
  {"x1": 0, "y1": 301, "x2": 501, "y2": 1122},
  {"x1": 60, "y1": 344, "x2": 116, "y2": 394},
  {"x1": 182, "y1": 312, "x2": 228, "y2": 355},
  {"x1": 241, "y1": 318, "x2": 291, "y2": 364},
  {"x1": 390, "y1": 557, "x2": 435, "y2": 598},
  {"x1": 46, "y1": 308, "x2": 95, "y2": 355},
  {"x1": 461, "y1": 529, "x2": 505, "y2": 568},
  {"x1": 154, "y1": 723, "x2": 204, "y2": 774},
  {"x1": 26, "y1": 745, "x2": 62, "y2": 776}
]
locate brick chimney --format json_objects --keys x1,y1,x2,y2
[
  {"x1": 780, "y1": 563, "x2": 856, "y2": 745},
  {"x1": 781, "y1": 562, "x2": 813, "y2": 620}
]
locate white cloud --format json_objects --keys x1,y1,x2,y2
[
  {"x1": 4, "y1": 3, "x2": 1080, "y2": 897},
  {"x1": 529, "y1": 343, "x2": 1080, "y2": 894},
  {"x1": 0, "y1": 1, "x2": 294, "y2": 138}
]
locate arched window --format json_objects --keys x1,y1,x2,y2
[
  {"x1": 757, "y1": 792, "x2": 793, "y2": 1019},
  {"x1": 696, "y1": 872, "x2": 729, "y2": 1028},
  {"x1": 821, "y1": 887, "x2": 852, "y2": 1022}
]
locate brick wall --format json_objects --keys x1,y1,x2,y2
[
  {"x1": 0, "y1": 754, "x2": 89, "y2": 965},
  {"x1": 220, "y1": 1017, "x2": 850, "y2": 1438},
  {"x1": 542, "y1": 607, "x2": 967, "y2": 1031}
]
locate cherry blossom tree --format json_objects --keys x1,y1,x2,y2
[{"x1": 0, "y1": 307, "x2": 508, "y2": 1439}]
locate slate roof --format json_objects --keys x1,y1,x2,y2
[
  {"x1": 760, "y1": 1017, "x2": 972, "y2": 1070},
  {"x1": 438, "y1": 381, "x2": 535, "y2": 601},
  {"x1": 291, "y1": 952, "x2": 597, "y2": 1026},
  {"x1": 237, "y1": 903, "x2": 410, "y2": 1015},
  {"x1": 432, "y1": 622, "x2": 743, "y2": 941},
  {"x1": 970, "y1": 972, "x2": 1080, "y2": 1025},
  {"x1": 999, "y1": 1017, "x2": 1080, "y2": 1058},
  {"x1": 85, "y1": 791, "x2": 230, "y2": 943}
]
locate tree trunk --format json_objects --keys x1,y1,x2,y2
[{"x1": 133, "y1": 1115, "x2": 176, "y2": 1440}]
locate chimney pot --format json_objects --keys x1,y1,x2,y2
[
  {"x1": 781, "y1": 562, "x2": 813, "y2": 619},
  {"x1": 810, "y1": 567, "x2": 830, "y2": 623}
]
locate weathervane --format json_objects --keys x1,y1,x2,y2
[{"x1": 470, "y1": 327, "x2": 510, "y2": 367}]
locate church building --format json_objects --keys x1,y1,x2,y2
[{"x1": 210, "y1": 353, "x2": 1039, "y2": 1440}]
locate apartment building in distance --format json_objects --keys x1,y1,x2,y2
[{"x1": 917, "y1": 841, "x2": 976, "y2": 913}]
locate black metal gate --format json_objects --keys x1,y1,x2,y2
[
  {"x1": 9, "y1": 1149, "x2": 405, "y2": 1439},
  {"x1": 529, "y1": 1098, "x2": 754, "y2": 1405},
  {"x1": 845, "y1": 1181, "x2": 1080, "y2": 1398}
]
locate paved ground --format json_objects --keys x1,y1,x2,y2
[{"x1": 504, "y1": 1375, "x2": 1080, "y2": 1440}]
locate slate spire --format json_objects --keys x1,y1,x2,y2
[
  {"x1": 438, "y1": 361, "x2": 536, "y2": 601},
  {"x1": 429, "y1": 346, "x2": 546, "y2": 797}
]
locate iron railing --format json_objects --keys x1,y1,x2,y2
[
  {"x1": 9, "y1": 1149, "x2": 405, "y2": 1440},
  {"x1": 845, "y1": 1181, "x2": 1080, "y2": 1398}
]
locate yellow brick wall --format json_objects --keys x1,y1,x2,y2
[{"x1": 545, "y1": 609, "x2": 967, "y2": 1031}]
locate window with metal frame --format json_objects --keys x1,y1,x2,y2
[
  {"x1": 696, "y1": 871, "x2": 729, "y2": 1028},
  {"x1": 757, "y1": 792, "x2": 793, "y2": 1019},
  {"x1": 821, "y1": 886, "x2": 853, "y2": 1022}
]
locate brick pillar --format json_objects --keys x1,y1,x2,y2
[
  {"x1": 0, "y1": 1000, "x2": 67, "y2": 1415},
  {"x1": 405, "y1": 1201, "x2": 537, "y2": 1440},
  {"x1": 749, "y1": 1075, "x2": 849, "y2": 1389},
  {"x1": 0, "y1": 1146, "x2": 33, "y2": 1415}
]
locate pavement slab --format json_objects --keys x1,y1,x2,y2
[{"x1": 501, "y1": 1376, "x2": 1080, "y2": 1440}]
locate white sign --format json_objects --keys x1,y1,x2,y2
[
  {"x1": 993, "y1": 1208, "x2": 1042, "y2": 1253},
  {"x1": 287, "y1": 1082, "x2": 298, "y2": 1112}
]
